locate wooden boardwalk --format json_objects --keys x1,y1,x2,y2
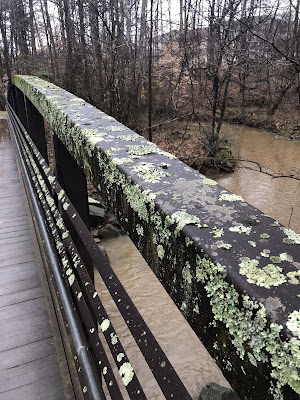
[{"x1": 0, "y1": 120, "x2": 67, "y2": 400}]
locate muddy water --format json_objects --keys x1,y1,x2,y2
[
  {"x1": 96, "y1": 236, "x2": 230, "y2": 400},
  {"x1": 215, "y1": 124, "x2": 300, "y2": 233}
]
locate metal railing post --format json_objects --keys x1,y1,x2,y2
[
  {"x1": 14, "y1": 86, "x2": 28, "y2": 131},
  {"x1": 24, "y1": 96, "x2": 49, "y2": 162},
  {"x1": 52, "y1": 134, "x2": 93, "y2": 282}
]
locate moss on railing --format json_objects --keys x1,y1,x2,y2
[{"x1": 12, "y1": 75, "x2": 300, "y2": 400}]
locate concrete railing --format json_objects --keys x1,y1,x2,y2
[{"x1": 10, "y1": 75, "x2": 300, "y2": 400}]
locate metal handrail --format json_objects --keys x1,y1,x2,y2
[
  {"x1": 6, "y1": 99, "x2": 193, "y2": 400},
  {"x1": 7, "y1": 102, "x2": 105, "y2": 400}
]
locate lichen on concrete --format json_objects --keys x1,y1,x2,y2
[
  {"x1": 219, "y1": 192, "x2": 244, "y2": 202},
  {"x1": 239, "y1": 258, "x2": 287, "y2": 288},
  {"x1": 12, "y1": 75, "x2": 300, "y2": 400}
]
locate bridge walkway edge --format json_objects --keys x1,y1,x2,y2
[{"x1": 0, "y1": 119, "x2": 73, "y2": 400}]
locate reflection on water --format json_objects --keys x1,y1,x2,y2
[{"x1": 214, "y1": 124, "x2": 300, "y2": 233}]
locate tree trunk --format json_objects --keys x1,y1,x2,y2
[
  {"x1": 77, "y1": 0, "x2": 91, "y2": 101},
  {"x1": 269, "y1": 72, "x2": 298, "y2": 115},
  {"x1": 89, "y1": 0, "x2": 104, "y2": 104},
  {"x1": 29, "y1": 0, "x2": 36, "y2": 54},
  {"x1": 148, "y1": 0, "x2": 154, "y2": 142},
  {"x1": 40, "y1": 0, "x2": 56, "y2": 80},
  {"x1": 63, "y1": 0, "x2": 76, "y2": 92},
  {"x1": 0, "y1": 7, "x2": 11, "y2": 78}
]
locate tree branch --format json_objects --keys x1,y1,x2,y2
[{"x1": 238, "y1": 159, "x2": 300, "y2": 181}]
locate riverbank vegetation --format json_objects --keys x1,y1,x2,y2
[{"x1": 1, "y1": 0, "x2": 300, "y2": 171}]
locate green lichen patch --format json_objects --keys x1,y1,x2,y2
[
  {"x1": 182, "y1": 262, "x2": 192, "y2": 284},
  {"x1": 132, "y1": 162, "x2": 170, "y2": 183},
  {"x1": 100, "y1": 319, "x2": 110, "y2": 332},
  {"x1": 211, "y1": 227, "x2": 224, "y2": 238},
  {"x1": 196, "y1": 255, "x2": 300, "y2": 396},
  {"x1": 111, "y1": 157, "x2": 133, "y2": 166},
  {"x1": 217, "y1": 242, "x2": 232, "y2": 250},
  {"x1": 110, "y1": 332, "x2": 118, "y2": 345},
  {"x1": 283, "y1": 228, "x2": 300, "y2": 244},
  {"x1": 261, "y1": 249, "x2": 270, "y2": 257},
  {"x1": 283, "y1": 238, "x2": 296, "y2": 244},
  {"x1": 203, "y1": 178, "x2": 218, "y2": 185},
  {"x1": 270, "y1": 256, "x2": 282, "y2": 263},
  {"x1": 106, "y1": 147, "x2": 120, "y2": 156},
  {"x1": 171, "y1": 210, "x2": 207, "y2": 235},
  {"x1": 229, "y1": 224, "x2": 252, "y2": 235},
  {"x1": 117, "y1": 353, "x2": 125, "y2": 363},
  {"x1": 219, "y1": 192, "x2": 244, "y2": 202},
  {"x1": 158, "y1": 162, "x2": 170, "y2": 169},
  {"x1": 287, "y1": 271, "x2": 300, "y2": 285},
  {"x1": 119, "y1": 362, "x2": 134, "y2": 386},
  {"x1": 239, "y1": 258, "x2": 286, "y2": 289},
  {"x1": 136, "y1": 224, "x2": 144, "y2": 236},
  {"x1": 286, "y1": 311, "x2": 300, "y2": 338},
  {"x1": 116, "y1": 133, "x2": 140, "y2": 141},
  {"x1": 102, "y1": 115, "x2": 116, "y2": 120},
  {"x1": 126, "y1": 144, "x2": 158, "y2": 158},
  {"x1": 68, "y1": 274, "x2": 75, "y2": 286},
  {"x1": 260, "y1": 233, "x2": 270, "y2": 239},
  {"x1": 280, "y1": 252, "x2": 293, "y2": 262},
  {"x1": 157, "y1": 244, "x2": 165, "y2": 259},
  {"x1": 103, "y1": 125, "x2": 127, "y2": 131}
]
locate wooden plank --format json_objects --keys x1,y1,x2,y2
[
  {"x1": 0, "y1": 297, "x2": 48, "y2": 325},
  {"x1": 0, "y1": 234, "x2": 33, "y2": 246},
  {"x1": 0, "y1": 276, "x2": 41, "y2": 296},
  {"x1": 0, "y1": 318, "x2": 52, "y2": 350},
  {"x1": 0, "y1": 275, "x2": 40, "y2": 296},
  {"x1": 0, "y1": 210, "x2": 28, "y2": 219},
  {"x1": 0, "y1": 180, "x2": 20, "y2": 185},
  {"x1": 0, "y1": 337, "x2": 56, "y2": 372},
  {"x1": 0, "y1": 228, "x2": 30, "y2": 240},
  {"x1": 0, "y1": 243, "x2": 36, "y2": 259},
  {"x1": 0, "y1": 215, "x2": 29, "y2": 225},
  {"x1": 0, "y1": 315, "x2": 53, "y2": 352},
  {"x1": 0, "y1": 296, "x2": 48, "y2": 322},
  {"x1": 0, "y1": 371, "x2": 65, "y2": 400},
  {"x1": 0, "y1": 354, "x2": 61, "y2": 392},
  {"x1": 0, "y1": 252, "x2": 36, "y2": 269},
  {"x1": 0, "y1": 286, "x2": 43, "y2": 308},
  {"x1": 0, "y1": 191, "x2": 25, "y2": 198},
  {"x1": 0, "y1": 203, "x2": 26, "y2": 211},
  {"x1": 0, "y1": 260, "x2": 38, "y2": 273},
  {"x1": 0, "y1": 196, "x2": 25, "y2": 211},
  {"x1": 0, "y1": 221, "x2": 30, "y2": 234},
  {"x1": 0, "y1": 194, "x2": 25, "y2": 202},
  {"x1": 0, "y1": 265, "x2": 39, "y2": 287},
  {"x1": 0, "y1": 309, "x2": 51, "y2": 337}
]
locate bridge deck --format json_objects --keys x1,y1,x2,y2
[{"x1": 0, "y1": 119, "x2": 67, "y2": 400}]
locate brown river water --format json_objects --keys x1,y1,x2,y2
[{"x1": 214, "y1": 124, "x2": 300, "y2": 233}]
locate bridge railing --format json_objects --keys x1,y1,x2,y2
[
  {"x1": 6, "y1": 93, "x2": 192, "y2": 399},
  {"x1": 7, "y1": 76, "x2": 300, "y2": 400}
]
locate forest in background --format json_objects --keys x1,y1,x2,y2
[{"x1": 1, "y1": 0, "x2": 300, "y2": 169}]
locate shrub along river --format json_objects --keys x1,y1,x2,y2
[{"x1": 213, "y1": 124, "x2": 300, "y2": 233}]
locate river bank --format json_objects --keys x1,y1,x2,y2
[
  {"x1": 143, "y1": 102, "x2": 300, "y2": 175},
  {"x1": 223, "y1": 103, "x2": 300, "y2": 140}
]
